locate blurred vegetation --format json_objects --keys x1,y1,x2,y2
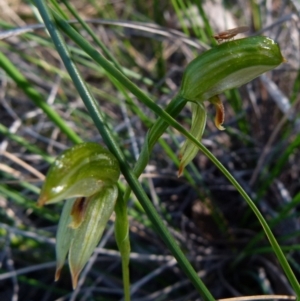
[{"x1": 0, "y1": 0, "x2": 300, "y2": 300}]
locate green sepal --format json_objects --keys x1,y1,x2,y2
[
  {"x1": 55, "y1": 198, "x2": 76, "y2": 282},
  {"x1": 178, "y1": 102, "x2": 206, "y2": 176},
  {"x1": 69, "y1": 186, "x2": 118, "y2": 288}
]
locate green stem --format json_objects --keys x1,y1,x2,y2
[
  {"x1": 115, "y1": 189, "x2": 131, "y2": 301},
  {"x1": 133, "y1": 94, "x2": 187, "y2": 176}
]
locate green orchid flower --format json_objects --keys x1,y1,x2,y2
[
  {"x1": 178, "y1": 36, "x2": 285, "y2": 175},
  {"x1": 38, "y1": 142, "x2": 120, "y2": 288}
]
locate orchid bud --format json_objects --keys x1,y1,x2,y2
[
  {"x1": 178, "y1": 36, "x2": 285, "y2": 175},
  {"x1": 37, "y1": 142, "x2": 120, "y2": 288}
]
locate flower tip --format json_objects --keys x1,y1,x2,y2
[
  {"x1": 71, "y1": 271, "x2": 80, "y2": 289},
  {"x1": 55, "y1": 266, "x2": 62, "y2": 282},
  {"x1": 70, "y1": 260, "x2": 84, "y2": 290},
  {"x1": 178, "y1": 165, "x2": 184, "y2": 177}
]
